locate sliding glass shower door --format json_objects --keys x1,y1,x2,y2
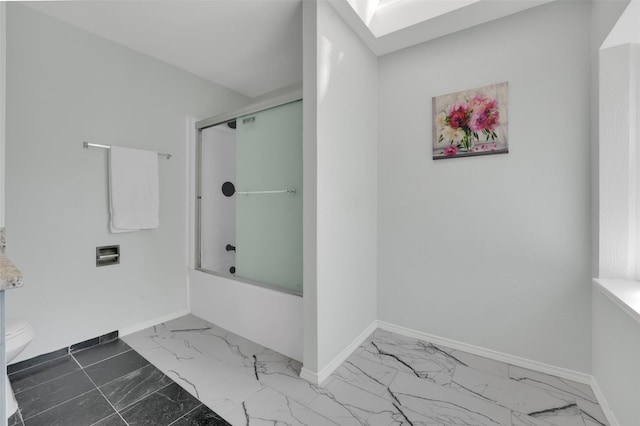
[
  {"x1": 235, "y1": 101, "x2": 302, "y2": 293},
  {"x1": 196, "y1": 99, "x2": 302, "y2": 295}
]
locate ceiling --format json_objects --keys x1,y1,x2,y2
[
  {"x1": 25, "y1": 0, "x2": 554, "y2": 98},
  {"x1": 330, "y1": 0, "x2": 555, "y2": 56},
  {"x1": 25, "y1": 0, "x2": 304, "y2": 99}
]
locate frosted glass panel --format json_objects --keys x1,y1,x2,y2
[{"x1": 235, "y1": 101, "x2": 302, "y2": 293}]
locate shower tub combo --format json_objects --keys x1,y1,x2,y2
[{"x1": 189, "y1": 95, "x2": 303, "y2": 361}]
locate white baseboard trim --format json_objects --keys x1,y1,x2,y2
[
  {"x1": 118, "y1": 309, "x2": 190, "y2": 337},
  {"x1": 377, "y1": 321, "x2": 593, "y2": 386},
  {"x1": 590, "y1": 376, "x2": 620, "y2": 426},
  {"x1": 301, "y1": 320, "x2": 378, "y2": 385},
  {"x1": 299, "y1": 367, "x2": 319, "y2": 384}
]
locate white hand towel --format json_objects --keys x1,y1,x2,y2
[{"x1": 109, "y1": 146, "x2": 160, "y2": 232}]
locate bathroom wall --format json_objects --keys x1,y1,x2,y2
[
  {"x1": 200, "y1": 125, "x2": 237, "y2": 273},
  {"x1": 589, "y1": 0, "x2": 632, "y2": 277},
  {"x1": 598, "y1": 42, "x2": 640, "y2": 281},
  {"x1": 377, "y1": 1, "x2": 595, "y2": 373},
  {"x1": 5, "y1": 4, "x2": 249, "y2": 361},
  {"x1": 594, "y1": 2, "x2": 640, "y2": 423},
  {"x1": 0, "y1": 3, "x2": 6, "y2": 228},
  {"x1": 592, "y1": 286, "x2": 640, "y2": 426},
  {"x1": 302, "y1": 0, "x2": 378, "y2": 379}
]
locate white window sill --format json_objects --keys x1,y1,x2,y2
[{"x1": 594, "y1": 278, "x2": 640, "y2": 325}]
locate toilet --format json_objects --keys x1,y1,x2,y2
[{"x1": 5, "y1": 319, "x2": 34, "y2": 417}]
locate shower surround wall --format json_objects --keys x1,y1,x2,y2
[
  {"x1": 200, "y1": 125, "x2": 237, "y2": 275},
  {"x1": 5, "y1": 3, "x2": 250, "y2": 362}
]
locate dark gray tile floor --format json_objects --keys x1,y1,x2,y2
[{"x1": 7, "y1": 339, "x2": 229, "y2": 426}]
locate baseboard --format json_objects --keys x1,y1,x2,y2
[
  {"x1": 118, "y1": 309, "x2": 189, "y2": 337},
  {"x1": 299, "y1": 320, "x2": 619, "y2": 425},
  {"x1": 590, "y1": 376, "x2": 620, "y2": 426},
  {"x1": 301, "y1": 320, "x2": 378, "y2": 385},
  {"x1": 377, "y1": 321, "x2": 593, "y2": 386},
  {"x1": 299, "y1": 367, "x2": 319, "y2": 384}
]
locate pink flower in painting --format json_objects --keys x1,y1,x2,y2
[
  {"x1": 444, "y1": 146, "x2": 458, "y2": 156},
  {"x1": 469, "y1": 94, "x2": 487, "y2": 109},
  {"x1": 469, "y1": 96, "x2": 500, "y2": 132},
  {"x1": 436, "y1": 87, "x2": 504, "y2": 154},
  {"x1": 447, "y1": 103, "x2": 469, "y2": 129}
]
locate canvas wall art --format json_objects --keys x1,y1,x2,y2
[{"x1": 432, "y1": 82, "x2": 508, "y2": 159}]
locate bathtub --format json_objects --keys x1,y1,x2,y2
[{"x1": 188, "y1": 269, "x2": 303, "y2": 361}]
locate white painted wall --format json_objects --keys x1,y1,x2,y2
[
  {"x1": 601, "y1": 0, "x2": 640, "y2": 49},
  {"x1": 0, "y1": 4, "x2": 7, "y2": 423},
  {"x1": 592, "y1": 286, "x2": 640, "y2": 426},
  {"x1": 302, "y1": 0, "x2": 320, "y2": 375},
  {"x1": 599, "y1": 43, "x2": 640, "y2": 280},
  {"x1": 0, "y1": 2, "x2": 5, "y2": 229},
  {"x1": 595, "y1": 2, "x2": 640, "y2": 423},
  {"x1": 378, "y1": 1, "x2": 593, "y2": 373},
  {"x1": 4, "y1": 4, "x2": 249, "y2": 361},
  {"x1": 302, "y1": 0, "x2": 378, "y2": 379},
  {"x1": 201, "y1": 126, "x2": 236, "y2": 273},
  {"x1": 590, "y1": 0, "x2": 631, "y2": 278}
]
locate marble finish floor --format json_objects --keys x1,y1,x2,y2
[
  {"x1": 7, "y1": 336, "x2": 228, "y2": 426},
  {"x1": 122, "y1": 315, "x2": 609, "y2": 426}
]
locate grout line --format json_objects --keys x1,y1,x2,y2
[
  {"x1": 19, "y1": 387, "x2": 97, "y2": 422},
  {"x1": 71, "y1": 348, "x2": 134, "y2": 370},
  {"x1": 8, "y1": 352, "x2": 70, "y2": 377},
  {"x1": 15, "y1": 409, "x2": 25, "y2": 426},
  {"x1": 68, "y1": 341, "x2": 191, "y2": 422},
  {"x1": 12, "y1": 366, "x2": 83, "y2": 398},
  {"x1": 71, "y1": 349, "x2": 131, "y2": 426},
  {"x1": 111, "y1": 381, "x2": 174, "y2": 414},
  {"x1": 165, "y1": 403, "x2": 203, "y2": 426}
]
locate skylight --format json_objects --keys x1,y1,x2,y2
[
  {"x1": 345, "y1": 0, "x2": 483, "y2": 38},
  {"x1": 332, "y1": 0, "x2": 556, "y2": 56}
]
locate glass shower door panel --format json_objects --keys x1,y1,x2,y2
[{"x1": 235, "y1": 101, "x2": 302, "y2": 293}]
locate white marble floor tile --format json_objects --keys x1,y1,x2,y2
[
  {"x1": 576, "y1": 399, "x2": 608, "y2": 426},
  {"x1": 387, "y1": 370, "x2": 512, "y2": 425},
  {"x1": 448, "y1": 350, "x2": 510, "y2": 379},
  {"x1": 331, "y1": 353, "x2": 399, "y2": 397},
  {"x1": 223, "y1": 387, "x2": 339, "y2": 426},
  {"x1": 356, "y1": 332, "x2": 459, "y2": 385},
  {"x1": 123, "y1": 315, "x2": 211, "y2": 351},
  {"x1": 582, "y1": 414, "x2": 607, "y2": 426},
  {"x1": 509, "y1": 366, "x2": 596, "y2": 404},
  {"x1": 452, "y1": 364, "x2": 579, "y2": 414},
  {"x1": 123, "y1": 316, "x2": 610, "y2": 426},
  {"x1": 254, "y1": 352, "x2": 324, "y2": 406},
  {"x1": 512, "y1": 412, "x2": 561, "y2": 426},
  {"x1": 374, "y1": 329, "x2": 511, "y2": 378},
  {"x1": 163, "y1": 352, "x2": 262, "y2": 415},
  {"x1": 194, "y1": 325, "x2": 270, "y2": 368},
  {"x1": 122, "y1": 317, "x2": 263, "y2": 416},
  {"x1": 527, "y1": 407, "x2": 587, "y2": 426},
  {"x1": 507, "y1": 366, "x2": 605, "y2": 425},
  {"x1": 302, "y1": 378, "x2": 391, "y2": 426},
  {"x1": 360, "y1": 329, "x2": 511, "y2": 385}
]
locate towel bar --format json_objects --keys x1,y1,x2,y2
[
  {"x1": 83, "y1": 142, "x2": 172, "y2": 159},
  {"x1": 236, "y1": 189, "x2": 296, "y2": 195}
]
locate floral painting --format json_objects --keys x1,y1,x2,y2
[{"x1": 432, "y1": 82, "x2": 508, "y2": 159}]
